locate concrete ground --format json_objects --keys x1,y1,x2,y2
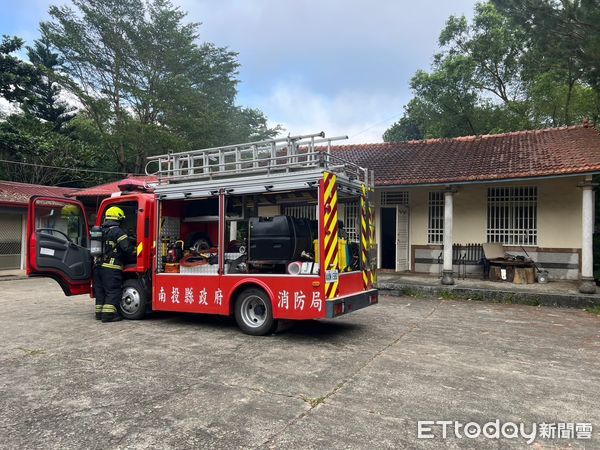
[
  {"x1": 0, "y1": 269, "x2": 26, "y2": 281},
  {"x1": 1, "y1": 278, "x2": 599, "y2": 449}
]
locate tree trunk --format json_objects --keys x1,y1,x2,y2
[{"x1": 565, "y1": 78, "x2": 575, "y2": 125}]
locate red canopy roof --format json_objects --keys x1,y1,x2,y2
[
  {"x1": 69, "y1": 175, "x2": 157, "y2": 198},
  {"x1": 0, "y1": 181, "x2": 76, "y2": 207}
]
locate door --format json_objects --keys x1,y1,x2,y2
[
  {"x1": 396, "y1": 205, "x2": 409, "y2": 271},
  {"x1": 0, "y1": 214, "x2": 22, "y2": 269},
  {"x1": 27, "y1": 196, "x2": 92, "y2": 296},
  {"x1": 380, "y1": 207, "x2": 396, "y2": 269}
]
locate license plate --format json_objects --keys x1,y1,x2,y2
[{"x1": 325, "y1": 270, "x2": 339, "y2": 283}]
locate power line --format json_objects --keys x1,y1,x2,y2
[
  {"x1": 349, "y1": 112, "x2": 404, "y2": 140},
  {"x1": 0, "y1": 158, "x2": 144, "y2": 176}
]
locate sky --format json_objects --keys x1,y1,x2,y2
[{"x1": 0, "y1": 0, "x2": 478, "y2": 144}]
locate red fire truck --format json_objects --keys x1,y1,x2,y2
[{"x1": 26, "y1": 132, "x2": 378, "y2": 335}]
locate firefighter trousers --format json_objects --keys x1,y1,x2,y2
[{"x1": 94, "y1": 266, "x2": 123, "y2": 319}]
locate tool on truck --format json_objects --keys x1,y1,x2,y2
[{"x1": 26, "y1": 132, "x2": 378, "y2": 335}]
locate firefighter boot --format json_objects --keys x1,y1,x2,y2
[
  {"x1": 101, "y1": 304, "x2": 123, "y2": 323},
  {"x1": 102, "y1": 314, "x2": 123, "y2": 323}
]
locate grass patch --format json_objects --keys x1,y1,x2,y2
[
  {"x1": 402, "y1": 287, "x2": 426, "y2": 298},
  {"x1": 503, "y1": 294, "x2": 515, "y2": 304},
  {"x1": 301, "y1": 395, "x2": 326, "y2": 408},
  {"x1": 438, "y1": 290, "x2": 461, "y2": 301},
  {"x1": 522, "y1": 296, "x2": 541, "y2": 307},
  {"x1": 586, "y1": 306, "x2": 600, "y2": 316}
]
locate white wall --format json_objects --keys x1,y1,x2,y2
[{"x1": 375, "y1": 176, "x2": 586, "y2": 277}]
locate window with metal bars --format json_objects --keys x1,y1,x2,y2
[
  {"x1": 428, "y1": 192, "x2": 444, "y2": 244},
  {"x1": 282, "y1": 205, "x2": 317, "y2": 220},
  {"x1": 381, "y1": 191, "x2": 409, "y2": 206},
  {"x1": 487, "y1": 187, "x2": 537, "y2": 246},
  {"x1": 342, "y1": 202, "x2": 360, "y2": 243}
]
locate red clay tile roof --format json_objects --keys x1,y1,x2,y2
[
  {"x1": 69, "y1": 175, "x2": 157, "y2": 198},
  {"x1": 330, "y1": 125, "x2": 600, "y2": 186},
  {"x1": 0, "y1": 181, "x2": 76, "y2": 207}
]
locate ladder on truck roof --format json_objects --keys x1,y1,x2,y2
[{"x1": 145, "y1": 132, "x2": 372, "y2": 188}]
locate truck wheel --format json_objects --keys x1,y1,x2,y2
[
  {"x1": 119, "y1": 279, "x2": 148, "y2": 320},
  {"x1": 234, "y1": 288, "x2": 277, "y2": 336}
]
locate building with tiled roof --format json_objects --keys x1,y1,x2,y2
[
  {"x1": 0, "y1": 180, "x2": 76, "y2": 207},
  {"x1": 0, "y1": 181, "x2": 76, "y2": 270},
  {"x1": 330, "y1": 124, "x2": 600, "y2": 185},
  {"x1": 329, "y1": 124, "x2": 600, "y2": 289}
]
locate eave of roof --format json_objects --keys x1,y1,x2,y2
[
  {"x1": 0, "y1": 180, "x2": 76, "y2": 206},
  {"x1": 376, "y1": 171, "x2": 598, "y2": 188}
]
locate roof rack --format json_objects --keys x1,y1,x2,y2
[{"x1": 145, "y1": 132, "x2": 372, "y2": 187}]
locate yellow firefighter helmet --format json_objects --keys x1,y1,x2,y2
[
  {"x1": 61, "y1": 204, "x2": 80, "y2": 218},
  {"x1": 105, "y1": 206, "x2": 126, "y2": 221}
]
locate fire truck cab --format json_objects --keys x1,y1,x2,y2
[{"x1": 27, "y1": 132, "x2": 378, "y2": 335}]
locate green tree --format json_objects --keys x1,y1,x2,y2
[
  {"x1": 383, "y1": 100, "x2": 426, "y2": 142},
  {"x1": 385, "y1": 0, "x2": 600, "y2": 142},
  {"x1": 0, "y1": 114, "x2": 105, "y2": 186},
  {"x1": 493, "y1": 0, "x2": 600, "y2": 124},
  {"x1": 41, "y1": 0, "x2": 279, "y2": 173},
  {"x1": 0, "y1": 36, "x2": 39, "y2": 107},
  {"x1": 23, "y1": 37, "x2": 75, "y2": 130},
  {"x1": 386, "y1": 55, "x2": 518, "y2": 140},
  {"x1": 410, "y1": 56, "x2": 480, "y2": 137},
  {"x1": 439, "y1": 2, "x2": 526, "y2": 106}
]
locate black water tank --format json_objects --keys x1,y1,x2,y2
[{"x1": 248, "y1": 216, "x2": 312, "y2": 263}]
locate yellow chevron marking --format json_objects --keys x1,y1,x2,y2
[{"x1": 323, "y1": 172, "x2": 339, "y2": 299}]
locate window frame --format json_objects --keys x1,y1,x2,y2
[
  {"x1": 427, "y1": 191, "x2": 444, "y2": 245},
  {"x1": 487, "y1": 186, "x2": 538, "y2": 246}
]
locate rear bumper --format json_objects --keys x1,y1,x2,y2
[{"x1": 326, "y1": 289, "x2": 378, "y2": 318}]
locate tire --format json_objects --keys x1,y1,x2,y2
[
  {"x1": 119, "y1": 279, "x2": 149, "y2": 320},
  {"x1": 234, "y1": 288, "x2": 277, "y2": 336}
]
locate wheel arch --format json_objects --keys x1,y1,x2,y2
[
  {"x1": 227, "y1": 278, "x2": 274, "y2": 315},
  {"x1": 122, "y1": 270, "x2": 152, "y2": 288}
]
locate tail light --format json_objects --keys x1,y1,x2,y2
[{"x1": 333, "y1": 303, "x2": 345, "y2": 316}]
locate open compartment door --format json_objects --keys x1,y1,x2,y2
[{"x1": 27, "y1": 196, "x2": 92, "y2": 296}]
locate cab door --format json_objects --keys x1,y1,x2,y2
[{"x1": 27, "y1": 196, "x2": 92, "y2": 296}]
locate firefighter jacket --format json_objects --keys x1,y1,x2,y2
[{"x1": 100, "y1": 220, "x2": 136, "y2": 270}]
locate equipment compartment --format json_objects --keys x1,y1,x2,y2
[
  {"x1": 248, "y1": 216, "x2": 314, "y2": 264},
  {"x1": 157, "y1": 198, "x2": 220, "y2": 275}
]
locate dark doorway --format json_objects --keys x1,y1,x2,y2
[{"x1": 381, "y1": 207, "x2": 396, "y2": 270}]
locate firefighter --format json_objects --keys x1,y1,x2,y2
[{"x1": 94, "y1": 206, "x2": 136, "y2": 322}]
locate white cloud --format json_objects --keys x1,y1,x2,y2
[
  {"x1": 244, "y1": 80, "x2": 409, "y2": 144},
  {"x1": 0, "y1": 98, "x2": 20, "y2": 117},
  {"x1": 176, "y1": 0, "x2": 477, "y2": 143}
]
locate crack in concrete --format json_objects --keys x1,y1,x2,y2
[
  {"x1": 256, "y1": 301, "x2": 442, "y2": 449},
  {"x1": 214, "y1": 380, "x2": 300, "y2": 401}
]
